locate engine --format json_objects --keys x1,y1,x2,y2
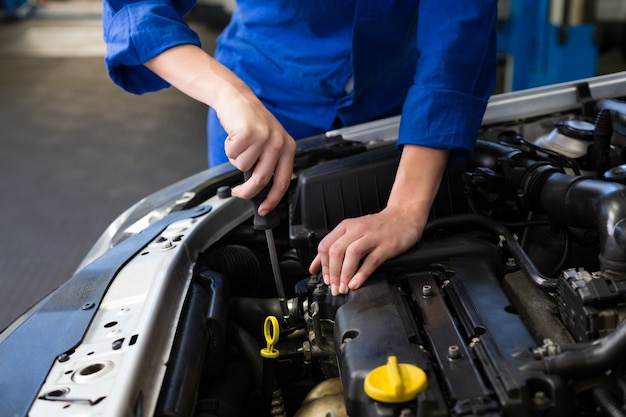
[
  {"x1": 7, "y1": 76, "x2": 626, "y2": 417},
  {"x1": 190, "y1": 97, "x2": 626, "y2": 417}
]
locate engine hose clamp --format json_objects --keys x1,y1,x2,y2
[{"x1": 520, "y1": 162, "x2": 563, "y2": 203}]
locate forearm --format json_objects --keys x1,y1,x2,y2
[
  {"x1": 144, "y1": 44, "x2": 258, "y2": 111},
  {"x1": 386, "y1": 144, "x2": 449, "y2": 228}
]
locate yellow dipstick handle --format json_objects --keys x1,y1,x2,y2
[{"x1": 260, "y1": 316, "x2": 280, "y2": 359}]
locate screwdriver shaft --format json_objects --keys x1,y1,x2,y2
[
  {"x1": 242, "y1": 169, "x2": 290, "y2": 322},
  {"x1": 265, "y1": 229, "x2": 290, "y2": 320}
]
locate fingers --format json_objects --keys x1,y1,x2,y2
[
  {"x1": 309, "y1": 210, "x2": 423, "y2": 296},
  {"x1": 225, "y1": 126, "x2": 268, "y2": 173},
  {"x1": 259, "y1": 139, "x2": 295, "y2": 215},
  {"x1": 314, "y1": 224, "x2": 346, "y2": 293},
  {"x1": 224, "y1": 128, "x2": 256, "y2": 170},
  {"x1": 313, "y1": 220, "x2": 384, "y2": 296},
  {"x1": 327, "y1": 235, "x2": 364, "y2": 295},
  {"x1": 227, "y1": 128, "x2": 295, "y2": 214},
  {"x1": 309, "y1": 254, "x2": 322, "y2": 275},
  {"x1": 230, "y1": 154, "x2": 276, "y2": 199},
  {"x1": 347, "y1": 252, "x2": 383, "y2": 290},
  {"x1": 230, "y1": 146, "x2": 294, "y2": 214}
]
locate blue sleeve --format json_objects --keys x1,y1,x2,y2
[
  {"x1": 102, "y1": 0, "x2": 201, "y2": 94},
  {"x1": 397, "y1": 0, "x2": 498, "y2": 160}
]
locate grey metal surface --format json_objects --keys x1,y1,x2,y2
[
  {"x1": 484, "y1": 71, "x2": 626, "y2": 125},
  {"x1": 0, "y1": 0, "x2": 214, "y2": 331},
  {"x1": 327, "y1": 71, "x2": 626, "y2": 146}
]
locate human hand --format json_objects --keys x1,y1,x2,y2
[
  {"x1": 144, "y1": 45, "x2": 296, "y2": 215},
  {"x1": 217, "y1": 92, "x2": 296, "y2": 215},
  {"x1": 308, "y1": 206, "x2": 425, "y2": 296},
  {"x1": 308, "y1": 145, "x2": 448, "y2": 296}
]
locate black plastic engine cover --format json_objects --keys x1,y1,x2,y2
[
  {"x1": 289, "y1": 145, "x2": 400, "y2": 248},
  {"x1": 332, "y1": 238, "x2": 573, "y2": 417},
  {"x1": 334, "y1": 276, "x2": 446, "y2": 417}
]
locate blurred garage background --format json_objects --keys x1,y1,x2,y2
[{"x1": 0, "y1": 0, "x2": 625, "y2": 332}]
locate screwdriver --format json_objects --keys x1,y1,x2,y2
[{"x1": 243, "y1": 170, "x2": 291, "y2": 323}]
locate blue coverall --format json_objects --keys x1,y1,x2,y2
[{"x1": 102, "y1": 0, "x2": 498, "y2": 166}]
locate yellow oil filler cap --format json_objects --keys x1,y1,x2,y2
[
  {"x1": 364, "y1": 356, "x2": 428, "y2": 403},
  {"x1": 260, "y1": 316, "x2": 280, "y2": 359}
]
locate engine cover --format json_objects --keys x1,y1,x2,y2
[{"x1": 328, "y1": 237, "x2": 572, "y2": 417}]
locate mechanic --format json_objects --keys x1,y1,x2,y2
[{"x1": 102, "y1": 1, "x2": 498, "y2": 296}]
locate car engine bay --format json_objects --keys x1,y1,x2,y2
[
  {"x1": 4, "y1": 73, "x2": 626, "y2": 417},
  {"x1": 184, "y1": 77, "x2": 626, "y2": 417}
]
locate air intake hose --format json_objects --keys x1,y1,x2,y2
[
  {"x1": 522, "y1": 166, "x2": 626, "y2": 276},
  {"x1": 472, "y1": 140, "x2": 626, "y2": 277}
]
